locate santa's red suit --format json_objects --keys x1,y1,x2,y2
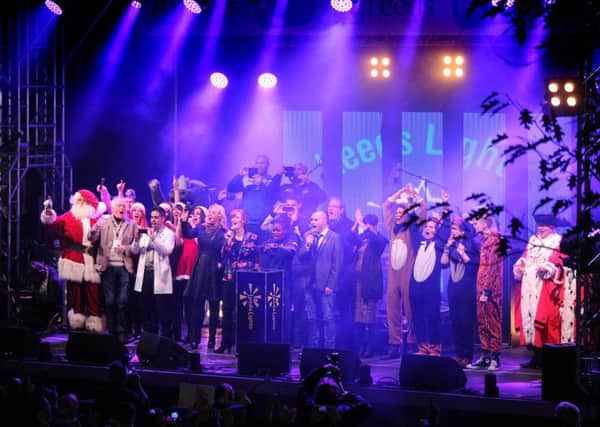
[
  {"x1": 514, "y1": 231, "x2": 566, "y2": 348},
  {"x1": 41, "y1": 189, "x2": 106, "y2": 331}
]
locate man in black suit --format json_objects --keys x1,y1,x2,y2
[{"x1": 299, "y1": 211, "x2": 344, "y2": 348}]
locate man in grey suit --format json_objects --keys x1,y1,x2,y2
[
  {"x1": 89, "y1": 197, "x2": 137, "y2": 343},
  {"x1": 299, "y1": 210, "x2": 344, "y2": 348}
]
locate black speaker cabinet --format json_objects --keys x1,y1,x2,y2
[
  {"x1": 66, "y1": 332, "x2": 124, "y2": 364},
  {"x1": 137, "y1": 333, "x2": 189, "y2": 370},
  {"x1": 0, "y1": 326, "x2": 41, "y2": 359},
  {"x1": 542, "y1": 343, "x2": 577, "y2": 401},
  {"x1": 237, "y1": 343, "x2": 290, "y2": 376},
  {"x1": 399, "y1": 354, "x2": 467, "y2": 391},
  {"x1": 300, "y1": 347, "x2": 361, "y2": 385}
]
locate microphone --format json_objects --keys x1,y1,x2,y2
[{"x1": 366, "y1": 201, "x2": 382, "y2": 209}]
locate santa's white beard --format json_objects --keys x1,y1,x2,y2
[{"x1": 71, "y1": 203, "x2": 95, "y2": 220}]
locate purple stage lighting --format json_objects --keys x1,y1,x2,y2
[
  {"x1": 210, "y1": 72, "x2": 229, "y2": 89},
  {"x1": 258, "y1": 73, "x2": 277, "y2": 89},
  {"x1": 130, "y1": 1, "x2": 142, "y2": 8},
  {"x1": 183, "y1": 0, "x2": 202, "y2": 14},
  {"x1": 45, "y1": 0, "x2": 63, "y2": 15},
  {"x1": 330, "y1": 0, "x2": 353, "y2": 13}
]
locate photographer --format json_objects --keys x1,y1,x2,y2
[
  {"x1": 297, "y1": 360, "x2": 372, "y2": 427},
  {"x1": 273, "y1": 162, "x2": 327, "y2": 218}
]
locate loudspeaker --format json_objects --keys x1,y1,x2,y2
[
  {"x1": 238, "y1": 343, "x2": 290, "y2": 376},
  {"x1": 0, "y1": 326, "x2": 41, "y2": 359},
  {"x1": 300, "y1": 348, "x2": 361, "y2": 385},
  {"x1": 399, "y1": 354, "x2": 467, "y2": 391},
  {"x1": 542, "y1": 343, "x2": 577, "y2": 401},
  {"x1": 137, "y1": 333, "x2": 189, "y2": 369},
  {"x1": 66, "y1": 332, "x2": 125, "y2": 364}
]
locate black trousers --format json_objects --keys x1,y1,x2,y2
[
  {"x1": 139, "y1": 269, "x2": 172, "y2": 336},
  {"x1": 188, "y1": 297, "x2": 219, "y2": 345},
  {"x1": 410, "y1": 279, "x2": 441, "y2": 345},
  {"x1": 448, "y1": 281, "x2": 476, "y2": 359},
  {"x1": 220, "y1": 280, "x2": 236, "y2": 347}
]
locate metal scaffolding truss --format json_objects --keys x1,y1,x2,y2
[{"x1": 0, "y1": 2, "x2": 72, "y2": 305}]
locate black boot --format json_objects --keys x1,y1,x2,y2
[{"x1": 520, "y1": 348, "x2": 541, "y2": 369}]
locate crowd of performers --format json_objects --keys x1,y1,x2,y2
[{"x1": 39, "y1": 154, "x2": 577, "y2": 370}]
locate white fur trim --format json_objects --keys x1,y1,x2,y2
[
  {"x1": 95, "y1": 202, "x2": 107, "y2": 218},
  {"x1": 58, "y1": 257, "x2": 101, "y2": 284},
  {"x1": 561, "y1": 267, "x2": 577, "y2": 344},
  {"x1": 68, "y1": 309, "x2": 86, "y2": 329},
  {"x1": 40, "y1": 210, "x2": 57, "y2": 225},
  {"x1": 85, "y1": 315, "x2": 106, "y2": 333}
]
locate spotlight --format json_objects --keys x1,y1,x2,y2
[
  {"x1": 368, "y1": 55, "x2": 391, "y2": 79},
  {"x1": 564, "y1": 82, "x2": 574, "y2": 93},
  {"x1": 441, "y1": 54, "x2": 465, "y2": 79},
  {"x1": 210, "y1": 72, "x2": 228, "y2": 89},
  {"x1": 130, "y1": 1, "x2": 142, "y2": 8},
  {"x1": 45, "y1": 0, "x2": 63, "y2": 15},
  {"x1": 545, "y1": 77, "x2": 579, "y2": 115},
  {"x1": 183, "y1": 0, "x2": 202, "y2": 14},
  {"x1": 330, "y1": 0, "x2": 353, "y2": 12},
  {"x1": 258, "y1": 73, "x2": 277, "y2": 89}
]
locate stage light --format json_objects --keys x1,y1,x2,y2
[
  {"x1": 564, "y1": 82, "x2": 574, "y2": 93},
  {"x1": 545, "y1": 77, "x2": 579, "y2": 115},
  {"x1": 183, "y1": 0, "x2": 202, "y2": 14},
  {"x1": 368, "y1": 56, "x2": 391, "y2": 80},
  {"x1": 45, "y1": 0, "x2": 63, "y2": 15},
  {"x1": 441, "y1": 54, "x2": 465, "y2": 79},
  {"x1": 210, "y1": 72, "x2": 228, "y2": 89},
  {"x1": 130, "y1": 1, "x2": 142, "y2": 8},
  {"x1": 258, "y1": 73, "x2": 277, "y2": 89},
  {"x1": 331, "y1": 0, "x2": 353, "y2": 12}
]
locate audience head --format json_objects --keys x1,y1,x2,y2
[
  {"x1": 310, "y1": 211, "x2": 328, "y2": 233},
  {"x1": 554, "y1": 401, "x2": 581, "y2": 427},
  {"x1": 327, "y1": 197, "x2": 345, "y2": 222},
  {"x1": 111, "y1": 197, "x2": 126, "y2": 220},
  {"x1": 230, "y1": 209, "x2": 248, "y2": 231},
  {"x1": 206, "y1": 204, "x2": 227, "y2": 229},
  {"x1": 214, "y1": 383, "x2": 234, "y2": 410},
  {"x1": 150, "y1": 207, "x2": 166, "y2": 230}
]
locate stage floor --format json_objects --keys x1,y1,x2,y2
[{"x1": 40, "y1": 330, "x2": 543, "y2": 401}]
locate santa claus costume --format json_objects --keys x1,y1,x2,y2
[
  {"x1": 41, "y1": 189, "x2": 106, "y2": 331},
  {"x1": 514, "y1": 214, "x2": 566, "y2": 368}
]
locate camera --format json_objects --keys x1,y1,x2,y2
[
  {"x1": 281, "y1": 206, "x2": 295, "y2": 213},
  {"x1": 248, "y1": 167, "x2": 258, "y2": 177},
  {"x1": 139, "y1": 228, "x2": 148, "y2": 234}
]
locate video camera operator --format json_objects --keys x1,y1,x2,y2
[{"x1": 297, "y1": 354, "x2": 372, "y2": 426}]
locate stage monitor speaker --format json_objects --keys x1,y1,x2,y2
[
  {"x1": 399, "y1": 354, "x2": 467, "y2": 391},
  {"x1": 0, "y1": 326, "x2": 41, "y2": 359},
  {"x1": 542, "y1": 343, "x2": 577, "y2": 401},
  {"x1": 238, "y1": 343, "x2": 290, "y2": 376},
  {"x1": 137, "y1": 333, "x2": 189, "y2": 370},
  {"x1": 300, "y1": 348, "x2": 361, "y2": 385},
  {"x1": 66, "y1": 331, "x2": 125, "y2": 364}
]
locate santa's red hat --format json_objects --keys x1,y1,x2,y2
[{"x1": 73, "y1": 189, "x2": 107, "y2": 217}]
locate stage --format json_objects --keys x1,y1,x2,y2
[{"x1": 0, "y1": 329, "x2": 560, "y2": 426}]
